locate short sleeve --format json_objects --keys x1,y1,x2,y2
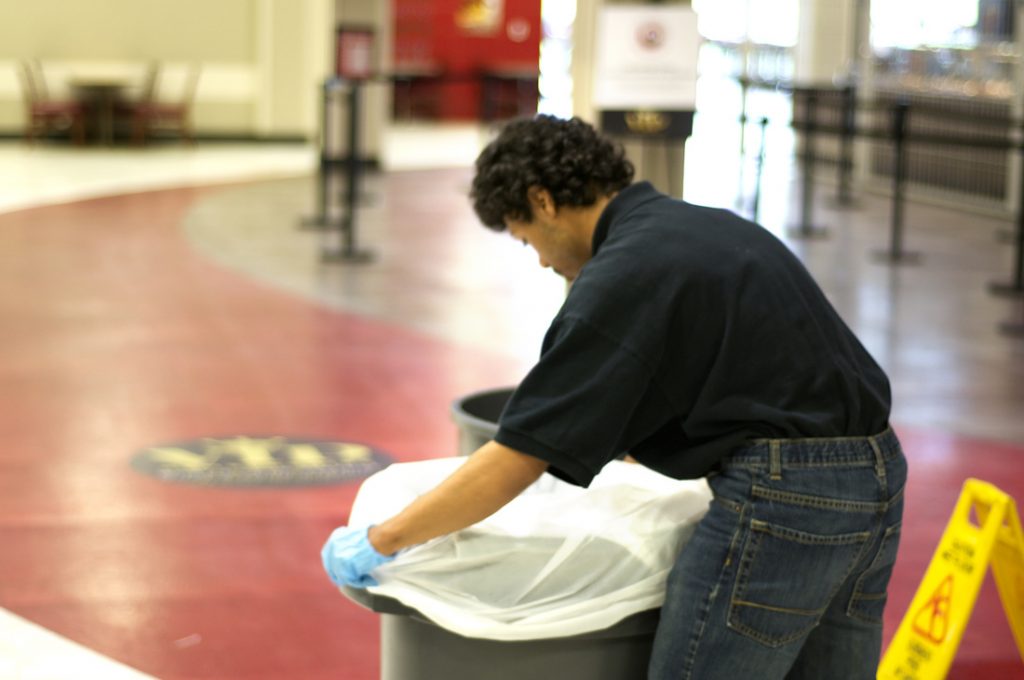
[{"x1": 495, "y1": 315, "x2": 675, "y2": 487}]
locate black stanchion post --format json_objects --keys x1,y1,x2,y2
[
  {"x1": 752, "y1": 116, "x2": 769, "y2": 222},
  {"x1": 834, "y1": 84, "x2": 859, "y2": 209},
  {"x1": 873, "y1": 100, "x2": 921, "y2": 264},
  {"x1": 739, "y1": 77, "x2": 749, "y2": 156},
  {"x1": 989, "y1": 129, "x2": 1024, "y2": 298},
  {"x1": 993, "y1": 125, "x2": 1024, "y2": 336},
  {"x1": 323, "y1": 80, "x2": 374, "y2": 264},
  {"x1": 889, "y1": 102, "x2": 908, "y2": 256},
  {"x1": 1009, "y1": 207, "x2": 1024, "y2": 293},
  {"x1": 735, "y1": 77, "x2": 750, "y2": 210},
  {"x1": 789, "y1": 91, "x2": 828, "y2": 238},
  {"x1": 301, "y1": 80, "x2": 343, "y2": 230}
]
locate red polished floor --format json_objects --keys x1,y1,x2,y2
[
  {"x1": 0, "y1": 186, "x2": 524, "y2": 679},
  {"x1": 1, "y1": 176, "x2": 1023, "y2": 679}
]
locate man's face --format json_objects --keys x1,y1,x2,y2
[
  {"x1": 505, "y1": 188, "x2": 593, "y2": 282},
  {"x1": 506, "y1": 213, "x2": 591, "y2": 282}
]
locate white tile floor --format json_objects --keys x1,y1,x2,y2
[
  {"x1": 0, "y1": 123, "x2": 492, "y2": 216},
  {"x1": 0, "y1": 609, "x2": 156, "y2": 680},
  {"x1": 0, "y1": 141, "x2": 319, "y2": 215}
]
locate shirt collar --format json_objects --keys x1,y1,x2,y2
[{"x1": 591, "y1": 181, "x2": 662, "y2": 255}]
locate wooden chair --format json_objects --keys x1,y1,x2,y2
[
  {"x1": 17, "y1": 59, "x2": 86, "y2": 145},
  {"x1": 121, "y1": 61, "x2": 161, "y2": 112},
  {"x1": 113, "y1": 62, "x2": 158, "y2": 137},
  {"x1": 125, "y1": 64, "x2": 201, "y2": 145}
]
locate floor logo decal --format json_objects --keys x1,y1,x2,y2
[{"x1": 132, "y1": 436, "x2": 392, "y2": 487}]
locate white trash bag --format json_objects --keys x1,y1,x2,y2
[{"x1": 348, "y1": 457, "x2": 712, "y2": 641}]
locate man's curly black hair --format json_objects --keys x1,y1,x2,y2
[{"x1": 470, "y1": 115, "x2": 635, "y2": 231}]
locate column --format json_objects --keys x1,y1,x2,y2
[{"x1": 793, "y1": 0, "x2": 857, "y2": 85}]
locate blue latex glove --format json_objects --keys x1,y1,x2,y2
[{"x1": 321, "y1": 526, "x2": 396, "y2": 588}]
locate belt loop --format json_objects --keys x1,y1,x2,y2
[
  {"x1": 769, "y1": 440, "x2": 782, "y2": 480},
  {"x1": 869, "y1": 435, "x2": 886, "y2": 481}
]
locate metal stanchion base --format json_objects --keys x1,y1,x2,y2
[
  {"x1": 999, "y1": 319, "x2": 1024, "y2": 337},
  {"x1": 988, "y1": 281, "x2": 1024, "y2": 298},
  {"x1": 826, "y1": 196, "x2": 863, "y2": 211},
  {"x1": 787, "y1": 225, "x2": 830, "y2": 239},
  {"x1": 300, "y1": 216, "x2": 345, "y2": 230},
  {"x1": 321, "y1": 248, "x2": 376, "y2": 264},
  {"x1": 871, "y1": 249, "x2": 922, "y2": 265}
]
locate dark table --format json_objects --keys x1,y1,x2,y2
[{"x1": 68, "y1": 77, "x2": 131, "y2": 145}]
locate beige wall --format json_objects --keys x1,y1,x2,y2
[
  {"x1": 1, "y1": 0, "x2": 253, "y2": 61},
  {"x1": 0, "y1": 0, "x2": 334, "y2": 138}
]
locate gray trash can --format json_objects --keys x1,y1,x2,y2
[
  {"x1": 342, "y1": 586, "x2": 660, "y2": 680},
  {"x1": 332, "y1": 386, "x2": 662, "y2": 679},
  {"x1": 450, "y1": 386, "x2": 515, "y2": 455}
]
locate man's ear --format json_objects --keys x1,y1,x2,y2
[{"x1": 526, "y1": 186, "x2": 557, "y2": 218}]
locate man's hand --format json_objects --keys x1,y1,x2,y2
[
  {"x1": 367, "y1": 441, "x2": 549, "y2": 555},
  {"x1": 320, "y1": 525, "x2": 396, "y2": 588},
  {"x1": 321, "y1": 442, "x2": 548, "y2": 588}
]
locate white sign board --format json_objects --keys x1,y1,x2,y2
[{"x1": 593, "y1": 5, "x2": 700, "y2": 110}]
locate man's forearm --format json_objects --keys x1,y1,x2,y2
[{"x1": 367, "y1": 440, "x2": 549, "y2": 555}]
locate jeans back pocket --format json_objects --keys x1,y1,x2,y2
[
  {"x1": 728, "y1": 519, "x2": 870, "y2": 647},
  {"x1": 848, "y1": 520, "x2": 902, "y2": 623}
]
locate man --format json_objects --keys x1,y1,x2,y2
[{"x1": 322, "y1": 115, "x2": 906, "y2": 679}]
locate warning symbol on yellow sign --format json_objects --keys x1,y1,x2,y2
[
  {"x1": 877, "y1": 478, "x2": 1024, "y2": 680},
  {"x1": 911, "y1": 574, "x2": 953, "y2": 645}
]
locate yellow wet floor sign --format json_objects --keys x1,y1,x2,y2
[{"x1": 878, "y1": 478, "x2": 1024, "y2": 679}]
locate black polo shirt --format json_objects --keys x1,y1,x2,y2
[{"x1": 494, "y1": 182, "x2": 891, "y2": 487}]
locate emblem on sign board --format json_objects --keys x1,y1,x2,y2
[
  {"x1": 625, "y1": 111, "x2": 670, "y2": 134},
  {"x1": 456, "y1": 0, "x2": 503, "y2": 34},
  {"x1": 636, "y1": 22, "x2": 665, "y2": 49}
]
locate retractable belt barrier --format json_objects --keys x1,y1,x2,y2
[
  {"x1": 301, "y1": 71, "x2": 539, "y2": 265},
  {"x1": 741, "y1": 77, "x2": 1024, "y2": 335}
]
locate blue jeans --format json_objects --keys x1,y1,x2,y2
[{"x1": 648, "y1": 428, "x2": 906, "y2": 679}]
